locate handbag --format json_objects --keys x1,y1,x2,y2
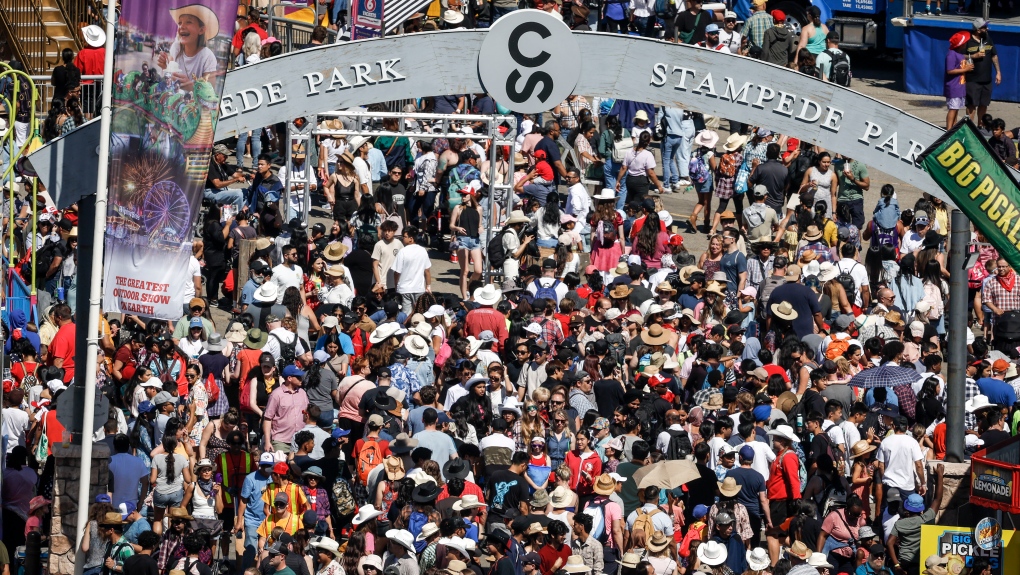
[
  {"x1": 35, "y1": 414, "x2": 49, "y2": 464},
  {"x1": 734, "y1": 151, "x2": 752, "y2": 195}
]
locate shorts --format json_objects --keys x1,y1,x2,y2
[
  {"x1": 966, "y1": 82, "x2": 992, "y2": 108},
  {"x1": 458, "y1": 236, "x2": 481, "y2": 250},
  {"x1": 153, "y1": 488, "x2": 184, "y2": 508},
  {"x1": 946, "y1": 97, "x2": 966, "y2": 110}
]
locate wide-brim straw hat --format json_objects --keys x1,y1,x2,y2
[
  {"x1": 724, "y1": 133, "x2": 748, "y2": 152},
  {"x1": 647, "y1": 531, "x2": 672, "y2": 553},
  {"x1": 641, "y1": 324, "x2": 671, "y2": 346},
  {"x1": 593, "y1": 473, "x2": 616, "y2": 496},
  {"x1": 771, "y1": 301, "x2": 799, "y2": 320}
]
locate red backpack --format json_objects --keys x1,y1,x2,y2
[{"x1": 357, "y1": 437, "x2": 384, "y2": 484}]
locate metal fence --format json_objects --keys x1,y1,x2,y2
[{"x1": 28, "y1": 74, "x2": 102, "y2": 117}]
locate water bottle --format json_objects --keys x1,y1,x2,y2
[
  {"x1": 796, "y1": 413, "x2": 804, "y2": 435},
  {"x1": 57, "y1": 287, "x2": 65, "y2": 301}
]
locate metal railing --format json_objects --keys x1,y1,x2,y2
[
  {"x1": 28, "y1": 74, "x2": 102, "y2": 115},
  {"x1": 266, "y1": 15, "x2": 338, "y2": 54},
  {"x1": 0, "y1": 0, "x2": 60, "y2": 73}
]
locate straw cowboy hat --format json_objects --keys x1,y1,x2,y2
[
  {"x1": 641, "y1": 324, "x2": 671, "y2": 346},
  {"x1": 168, "y1": 507, "x2": 194, "y2": 520},
  {"x1": 694, "y1": 130, "x2": 720, "y2": 149},
  {"x1": 474, "y1": 284, "x2": 503, "y2": 306},
  {"x1": 849, "y1": 440, "x2": 877, "y2": 459},
  {"x1": 718, "y1": 477, "x2": 741, "y2": 497},
  {"x1": 594, "y1": 473, "x2": 616, "y2": 496},
  {"x1": 702, "y1": 393, "x2": 724, "y2": 410},
  {"x1": 453, "y1": 495, "x2": 487, "y2": 511},
  {"x1": 609, "y1": 285, "x2": 633, "y2": 299},
  {"x1": 416, "y1": 522, "x2": 441, "y2": 542},
  {"x1": 704, "y1": 282, "x2": 728, "y2": 297},
  {"x1": 563, "y1": 556, "x2": 592, "y2": 573},
  {"x1": 788, "y1": 541, "x2": 812, "y2": 561},
  {"x1": 646, "y1": 531, "x2": 672, "y2": 553},
  {"x1": 384, "y1": 456, "x2": 406, "y2": 481},
  {"x1": 310, "y1": 537, "x2": 344, "y2": 558},
  {"x1": 169, "y1": 4, "x2": 221, "y2": 39},
  {"x1": 323, "y1": 242, "x2": 349, "y2": 263},
  {"x1": 678, "y1": 265, "x2": 701, "y2": 284},
  {"x1": 698, "y1": 540, "x2": 729, "y2": 566},
  {"x1": 404, "y1": 334, "x2": 430, "y2": 357},
  {"x1": 506, "y1": 210, "x2": 531, "y2": 225},
  {"x1": 770, "y1": 301, "x2": 799, "y2": 321},
  {"x1": 82, "y1": 24, "x2": 106, "y2": 47},
  {"x1": 99, "y1": 511, "x2": 125, "y2": 526},
  {"x1": 724, "y1": 133, "x2": 748, "y2": 152},
  {"x1": 802, "y1": 225, "x2": 824, "y2": 241}
]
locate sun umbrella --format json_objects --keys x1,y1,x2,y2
[
  {"x1": 632, "y1": 459, "x2": 702, "y2": 490},
  {"x1": 847, "y1": 363, "x2": 921, "y2": 389}
]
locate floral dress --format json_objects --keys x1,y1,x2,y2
[
  {"x1": 188, "y1": 379, "x2": 209, "y2": 444},
  {"x1": 590, "y1": 212, "x2": 624, "y2": 273}
]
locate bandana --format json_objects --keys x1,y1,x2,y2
[{"x1": 999, "y1": 269, "x2": 1016, "y2": 292}]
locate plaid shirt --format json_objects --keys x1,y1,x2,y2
[
  {"x1": 747, "y1": 255, "x2": 774, "y2": 291},
  {"x1": 745, "y1": 11, "x2": 774, "y2": 48},
  {"x1": 553, "y1": 97, "x2": 592, "y2": 131},
  {"x1": 693, "y1": 387, "x2": 721, "y2": 408},
  {"x1": 797, "y1": 241, "x2": 835, "y2": 263},
  {"x1": 982, "y1": 272, "x2": 1020, "y2": 314},
  {"x1": 572, "y1": 535, "x2": 605, "y2": 575},
  {"x1": 966, "y1": 378, "x2": 980, "y2": 428},
  {"x1": 157, "y1": 532, "x2": 186, "y2": 573},
  {"x1": 892, "y1": 384, "x2": 917, "y2": 420},
  {"x1": 533, "y1": 315, "x2": 565, "y2": 353}
]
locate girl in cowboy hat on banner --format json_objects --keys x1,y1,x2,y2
[{"x1": 157, "y1": 4, "x2": 221, "y2": 90}]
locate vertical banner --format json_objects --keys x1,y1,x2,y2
[
  {"x1": 103, "y1": 0, "x2": 236, "y2": 319},
  {"x1": 918, "y1": 118, "x2": 1020, "y2": 272},
  {"x1": 351, "y1": 0, "x2": 383, "y2": 40}
]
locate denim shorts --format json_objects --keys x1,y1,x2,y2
[
  {"x1": 153, "y1": 488, "x2": 184, "y2": 508},
  {"x1": 459, "y1": 236, "x2": 481, "y2": 250}
]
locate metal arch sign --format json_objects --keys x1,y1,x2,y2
[{"x1": 31, "y1": 9, "x2": 968, "y2": 208}]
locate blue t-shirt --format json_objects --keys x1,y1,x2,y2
[
  {"x1": 239, "y1": 470, "x2": 272, "y2": 525},
  {"x1": 678, "y1": 293, "x2": 703, "y2": 310},
  {"x1": 109, "y1": 453, "x2": 150, "y2": 509},
  {"x1": 977, "y1": 377, "x2": 1017, "y2": 407},
  {"x1": 725, "y1": 466, "x2": 766, "y2": 516},
  {"x1": 123, "y1": 517, "x2": 152, "y2": 544},
  {"x1": 720, "y1": 250, "x2": 747, "y2": 293},
  {"x1": 240, "y1": 279, "x2": 260, "y2": 306}
]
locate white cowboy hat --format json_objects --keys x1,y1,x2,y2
[
  {"x1": 439, "y1": 536, "x2": 469, "y2": 558},
  {"x1": 657, "y1": 209, "x2": 673, "y2": 227},
  {"x1": 310, "y1": 536, "x2": 344, "y2": 558},
  {"x1": 415, "y1": 522, "x2": 440, "y2": 542},
  {"x1": 168, "y1": 4, "x2": 221, "y2": 39},
  {"x1": 767, "y1": 424, "x2": 800, "y2": 443},
  {"x1": 747, "y1": 548, "x2": 770, "y2": 571},
  {"x1": 352, "y1": 504, "x2": 384, "y2": 525},
  {"x1": 347, "y1": 135, "x2": 369, "y2": 153},
  {"x1": 697, "y1": 540, "x2": 729, "y2": 566},
  {"x1": 370, "y1": 322, "x2": 401, "y2": 344},
  {"x1": 808, "y1": 553, "x2": 834, "y2": 569},
  {"x1": 966, "y1": 394, "x2": 996, "y2": 413},
  {"x1": 724, "y1": 132, "x2": 749, "y2": 152},
  {"x1": 404, "y1": 334, "x2": 430, "y2": 357},
  {"x1": 82, "y1": 24, "x2": 106, "y2": 47},
  {"x1": 386, "y1": 529, "x2": 417, "y2": 554},
  {"x1": 563, "y1": 556, "x2": 591, "y2": 574},
  {"x1": 594, "y1": 188, "x2": 616, "y2": 201},
  {"x1": 474, "y1": 284, "x2": 503, "y2": 306},
  {"x1": 694, "y1": 130, "x2": 720, "y2": 149},
  {"x1": 817, "y1": 261, "x2": 839, "y2": 283},
  {"x1": 506, "y1": 210, "x2": 531, "y2": 225},
  {"x1": 442, "y1": 9, "x2": 465, "y2": 24},
  {"x1": 452, "y1": 494, "x2": 488, "y2": 511},
  {"x1": 499, "y1": 397, "x2": 522, "y2": 417},
  {"x1": 466, "y1": 336, "x2": 484, "y2": 357},
  {"x1": 253, "y1": 282, "x2": 279, "y2": 303}
]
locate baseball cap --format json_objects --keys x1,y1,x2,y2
[
  {"x1": 273, "y1": 462, "x2": 290, "y2": 476},
  {"x1": 259, "y1": 452, "x2": 276, "y2": 466},
  {"x1": 189, "y1": 317, "x2": 203, "y2": 329},
  {"x1": 282, "y1": 364, "x2": 307, "y2": 379},
  {"x1": 724, "y1": 10, "x2": 736, "y2": 18},
  {"x1": 542, "y1": 258, "x2": 557, "y2": 269},
  {"x1": 705, "y1": 23, "x2": 720, "y2": 33},
  {"x1": 739, "y1": 445, "x2": 756, "y2": 460},
  {"x1": 692, "y1": 504, "x2": 709, "y2": 519},
  {"x1": 993, "y1": 359, "x2": 1010, "y2": 373}
]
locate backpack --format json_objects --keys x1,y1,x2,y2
[
  {"x1": 835, "y1": 262, "x2": 859, "y2": 301},
  {"x1": 870, "y1": 221, "x2": 900, "y2": 252},
  {"x1": 815, "y1": 431, "x2": 844, "y2": 472},
  {"x1": 357, "y1": 437, "x2": 384, "y2": 484},
  {"x1": 825, "y1": 49, "x2": 852, "y2": 87},
  {"x1": 583, "y1": 498, "x2": 612, "y2": 543},
  {"x1": 689, "y1": 152, "x2": 709, "y2": 184},
  {"x1": 270, "y1": 333, "x2": 298, "y2": 373},
  {"x1": 605, "y1": 332, "x2": 627, "y2": 366},
  {"x1": 533, "y1": 279, "x2": 561, "y2": 307},
  {"x1": 29, "y1": 240, "x2": 62, "y2": 289},
  {"x1": 634, "y1": 396, "x2": 663, "y2": 444},
  {"x1": 630, "y1": 507, "x2": 663, "y2": 550},
  {"x1": 487, "y1": 229, "x2": 511, "y2": 270},
  {"x1": 719, "y1": 151, "x2": 740, "y2": 178},
  {"x1": 825, "y1": 338, "x2": 850, "y2": 361},
  {"x1": 654, "y1": 0, "x2": 676, "y2": 18},
  {"x1": 612, "y1": 137, "x2": 634, "y2": 163},
  {"x1": 331, "y1": 477, "x2": 357, "y2": 515},
  {"x1": 204, "y1": 372, "x2": 221, "y2": 404},
  {"x1": 994, "y1": 310, "x2": 1020, "y2": 341},
  {"x1": 664, "y1": 428, "x2": 693, "y2": 460},
  {"x1": 596, "y1": 218, "x2": 618, "y2": 248}
]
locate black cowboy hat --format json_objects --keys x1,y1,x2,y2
[
  {"x1": 443, "y1": 458, "x2": 470, "y2": 480},
  {"x1": 373, "y1": 394, "x2": 398, "y2": 413},
  {"x1": 412, "y1": 481, "x2": 441, "y2": 503}
]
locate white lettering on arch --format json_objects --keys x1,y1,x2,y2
[
  {"x1": 877, "y1": 132, "x2": 899, "y2": 156},
  {"x1": 821, "y1": 107, "x2": 843, "y2": 132},
  {"x1": 773, "y1": 91, "x2": 796, "y2": 117},
  {"x1": 751, "y1": 85, "x2": 775, "y2": 109},
  {"x1": 377, "y1": 59, "x2": 406, "y2": 83},
  {"x1": 693, "y1": 73, "x2": 717, "y2": 97},
  {"x1": 352, "y1": 63, "x2": 377, "y2": 87},
  {"x1": 325, "y1": 68, "x2": 352, "y2": 92},
  {"x1": 859, "y1": 121, "x2": 882, "y2": 144},
  {"x1": 671, "y1": 66, "x2": 696, "y2": 90},
  {"x1": 650, "y1": 62, "x2": 668, "y2": 87},
  {"x1": 796, "y1": 99, "x2": 822, "y2": 123},
  {"x1": 721, "y1": 78, "x2": 752, "y2": 104},
  {"x1": 304, "y1": 72, "x2": 325, "y2": 95}
]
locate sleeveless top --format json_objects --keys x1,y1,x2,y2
[
  {"x1": 547, "y1": 431, "x2": 571, "y2": 470},
  {"x1": 297, "y1": 313, "x2": 311, "y2": 345},
  {"x1": 459, "y1": 206, "x2": 481, "y2": 239},
  {"x1": 192, "y1": 483, "x2": 217, "y2": 519},
  {"x1": 549, "y1": 510, "x2": 573, "y2": 544},
  {"x1": 702, "y1": 257, "x2": 722, "y2": 280},
  {"x1": 807, "y1": 26, "x2": 827, "y2": 54},
  {"x1": 331, "y1": 175, "x2": 357, "y2": 202},
  {"x1": 206, "y1": 430, "x2": 230, "y2": 465},
  {"x1": 379, "y1": 480, "x2": 397, "y2": 514}
]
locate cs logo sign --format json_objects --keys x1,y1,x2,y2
[{"x1": 478, "y1": 10, "x2": 581, "y2": 114}]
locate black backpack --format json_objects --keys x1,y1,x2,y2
[
  {"x1": 664, "y1": 428, "x2": 693, "y2": 460},
  {"x1": 634, "y1": 396, "x2": 663, "y2": 444},
  {"x1": 487, "y1": 229, "x2": 511, "y2": 270},
  {"x1": 271, "y1": 333, "x2": 298, "y2": 373},
  {"x1": 825, "y1": 49, "x2": 852, "y2": 87},
  {"x1": 994, "y1": 310, "x2": 1020, "y2": 340},
  {"x1": 835, "y1": 262, "x2": 859, "y2": 301},
  {"x1": 30, "y1": 240, "x2": 63, "y2": 289}
]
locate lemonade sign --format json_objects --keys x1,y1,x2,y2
[{"x1": 920, "y1": 526, "x2": 1020, "y2": 575}]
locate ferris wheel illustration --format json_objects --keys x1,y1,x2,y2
[{"x1": 142, "y1": 180, "x2": 191, "y2": 244}]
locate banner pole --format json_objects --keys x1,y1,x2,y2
[
  {"x1": 73, "y1": 0, "x2": 116, "y2": 571},
  {"x1": 946, "y1": 208, "x2": 969, "y2": 463},
  {"x1": 483, "y1": 114, "x2": 498, "y2": 283}
]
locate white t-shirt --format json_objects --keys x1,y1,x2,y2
[
  {"x1": 353, "y1": 157, "x2": 372, "y2": 187},
  {"x1": 707, "y1": 435, "x2": 729, "y2": 469},
  {"x1": 271, "y1": 263, "x2": 303, "y2": 301},
  {"x1": 2, "y1": 407, "x2": 30, "y2": 452},
  {"x1": 836, "y1": 258, "x2": 869, "y2": 307},
  {"x1": 839, "y1": 420, "x2": 861, "y2": 475},
  {"x1": 263, "y1": 327, "x2": 309, "y2": 361},
  {"x1": 391, "y1": 243, "x2": 431, "y2": 294},
  {"x1": 182, "y1": 256, "x2": 201, "y2": 301},
  {"x1": 743, "y1": 439, "x2": 776, "y2": 481},
  {"x1": 372, "y1": 239, "x2": 403, "y2": 290},
  {"x1": 876, "y1": 433, "x2": 923, "y2": 490},
  {"x1": 901, "y1": 231, "x2": 924, "y2": 254},
  {"x1": 719, "y1": 30, "x2": 741, "y2": 53},
  {"x1": 167, "y1": 43, "x2": 218, "y2": 80}
]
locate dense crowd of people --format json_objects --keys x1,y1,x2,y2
[{"x1": 0, "y1": 3, "x2": 1018, "y2": 575}]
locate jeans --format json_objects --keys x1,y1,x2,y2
[
  {"x1": 836, "y1": 198, "x2": 865, "y2": 230},
  {"x1": 633, "y1": 15, "x2": 655, "y2": 37},
  {"x1": 237, "y1": 130, "x2": 261, "y2": 169},
  {"x1": 203, "y1": 187, "x2": 244, "y2": 211},
  {"x1": 492, "y1": 5, "x2": 517, "y2": 21},
  {"x1": 523, "y1": 182, "x2": 555, "y2": 205},
  {"x1": 578, "y1": 221, "x2": 591, "y2": 252},
  {"x1": 243, "y1": 520, "x2": 261, "y2": 568},
  {"x1": 677, "y1": 119, "x2": 696, "y2": 179},
  {"x1": 661, "y1": 134, "x2": 684, "y2": 186},
  {"x1": 604, "y1": 158, "x2": 628, "y2": 210},
  {"x1": 406, "y1": 190, "x2": 437, "y2": 227}
]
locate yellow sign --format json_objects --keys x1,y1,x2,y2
[{"x1": 920, "y1": 525, "x2": 1020, "y2": 575}]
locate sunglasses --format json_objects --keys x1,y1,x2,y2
[
  {"x1": 555, "y1": 419, "x2": 567, "y2": 423},
  {"x1": 551, "y1": 400, "x2": 564, "y2": 405},
  {"x1": 526, "y1": 406, "x2": 539, "y2": 411}
]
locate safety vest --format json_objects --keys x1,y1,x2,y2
[{"x1": 219, "y1": 451, "x2": 254, "y2": 504}]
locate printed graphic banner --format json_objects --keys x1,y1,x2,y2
[
  {"x1": 918, "y1": 118, "x2": 1020, "y2": 272},
  {"x1": 920, "y1": 525, "x2": 1019, "y2": 575},
  {"x1": 351, "y1": 0, "x2": 383, "y2": 40},
  {"x1": 103, "y1": 0, "x2": 236, "y2": 318}
]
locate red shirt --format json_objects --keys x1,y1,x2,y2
[
  {"x1": 232, "y1": 23, "x2": 268, "y2": 50},
  {"x1": 538, "y1": 543, "x2": 572, "y2": 575},
  {"x1": 629, "y1": 215, "x2": 667, "y2": 240},
  {"x1": 437, "y1": 480, "x2": 485, "y2": 502},
  {"x1": 766, "y1": 448, "x2": 801, "y2": 500},
  {"x1": 464, "y1": 307, "x2": 509, "y2": 352},
  {"x1": 49, "y1": 323, "x2": 76, "y2": 383},
  {"x1": 762, "y1": 363, "x2": 790, "y2": 382},
  {"x1": 73, "y1": 47, "x2": 105, "y2": 78},
  {"x1": 45, "y1": 409, "x2": 67, "y2": 453},
  {"x1": 353, "y1": 437, "x2": 391, "y2": 461}
]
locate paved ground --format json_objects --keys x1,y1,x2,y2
[{"x1": 210, "y1": 53, "x2": 1017, "y2": 326}]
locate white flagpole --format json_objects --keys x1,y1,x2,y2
[{"x1": 72, "y1": 0, "x2": 116, "y2": 572}]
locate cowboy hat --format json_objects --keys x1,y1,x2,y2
[
  {"x1": 253, "y1": 282, "x2": 279, "y2": 303},
  {"x1": 767, "y1": 424, "x2": 801, "y2": 444},
  {"x1": 169, "y1": 4, "x2": 221, "y2": 38},
  {"x1": 724, "y1": 133, "x2": 749, "y2": 152},
  {"x1": 339, "y1": 150, "x2": 356, "y2": 166},
  {"x1": 82, "y1": 24, "x2": 106, "y2": 47},
  {"x1": 817, "y1": 261, "x2": 839, "y2": 283},
  {"x1": 445, "y1": 559, "x2": 469, "y2": 575},
  {"x1": 384, "y1": 456, "x2": 406, "y2": 481},
  {"x1": 849, "y1": 440, "x2": 877, "y2": 459},
  {"x1": 678, "y1": 265, "x2": 702, "y2": 285},
  {"x1": 99, "y1": 511, "x2": 125, "y2": 526},
  {"x1": 323, "y1": 242, "x2": 349, "y2": 262},
  {"x1": 359, "y1": 555, "x2": 384, "y2": 575},
  {"x1": 310, "y1": 536, "x2": 344, "y2": 558},
  {"x1": 594, "y1": 188, "x2": 616, "y2": 201},
  {"x1": 404, "y1": 334, "x2": 430, "y2": 357},
  {"x1": 370, "y1": 322, "x2": 402, "y2": 344},
  {"x1": 718, "y1": 477, "x2": 741, "y2": 497},
  {"x1": 799, "y1": 249, "x2": 818, "y2": 263},
  {"x1": 514, "y1": 152, "x2": 528, "y2": 166},
  {"x1": 701, "y1": 393, "x2": 724, "y2": 410},
  {"x1": 549, "y1": 486, "x2": 572, "y2": 508},
  {"x1": 802, "y1": 224, "x2": 823, "y2": 241},
  {"x1": 770, "y1": 301, "x2": 799, "y2": 320},
  {"x1": 609, "y1": 285, "x2": 633, "y2": 299},
  {"x1": 244, "y1": 328, "x2": 268, "y2": 349},
  {"x1": 747, "y1": 548, "x2": 770, "y2": 571},
  {"x1": 443, "y1": 458, "x2": 471, "y2": 480},
  {"x1": 694, "y1": 130, "x2": 720, "y2": 149},
  {"x1": 416, "y1": 522, "x2": 441, "y2": 542},
  {"x1": 386, "y1": 529, "x2": 417, "y2": 553},
  {"x1": 620, "y1": 553, "x2": 642, "y2": 569},
  {"x1": 611, "y1": 261, "x2": 630, "y2": 277},
  {"x1": 525, "y1": 522, "x2": 548, "y2": 536},
  {"x1": 474, "y1": 284, "x2": 503, "y2": 306},
  {"x1": 704, "y1": 282, "x2": 728, "y2": 297},
  {"x1": 808, "y1": 553, "x2": 834, "y2": 569},
  {"x1": 698, "y1": 540, "x2": 729, "y2": 566},
  {"x1": 646, "y1": 531, "x2": 672, "y2": 553},
  {"x1": 788, "y1": 541, "x2": 812, "y2": 560},
  {"x1": 169, "y1": 507, "x2": 194, "y2": 520},
  {"x1": 563, "y1": 556, "x2": 592, "y2": 573},
  {"x1": 593, "y1": 473, "x2": 616, "y2": 496},
  {"x1": 634, "y1": 110, "x2": 650, "y2": 122},
  {"x1": 499, "y1": 397, "x2": 522, "y2": 417},
  {"x1": 347, "y1": 135, "x2": 370, "y2": 153},
  {"x1": 453, "y1": 494, "x2": 487, "y2": 511},
  {"x1": 656, "y1": 281, "x2": 677, "y2": 294},
  {"x1": 966, "y1": 394, "x2": 995, "y2": 413},
  {"x1": 390, "y1": 433, "x2": 419, "y2": 454},
  {"x1": 29, "y1": 496, "x2": 51, "y2": 514},
  {"x1": 642, "y1": 324, "x2": 671, "y2": 346},
  {"x1": 352, "y1": 504, "x2": 384, "y2": 525},
  {"x1": 442, "y1": 9, "x2": 465, "y2": 24},
  {"x1": 505, "y1": 210, "x2": 531, "y2": 226}
]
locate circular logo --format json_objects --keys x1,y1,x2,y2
[
  {"x1": 477, "y1": 10, "x2": 581, "y2": 114},
  {"x1": 975, "y1": 517, "x2": 1002, "y2": 550}
]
